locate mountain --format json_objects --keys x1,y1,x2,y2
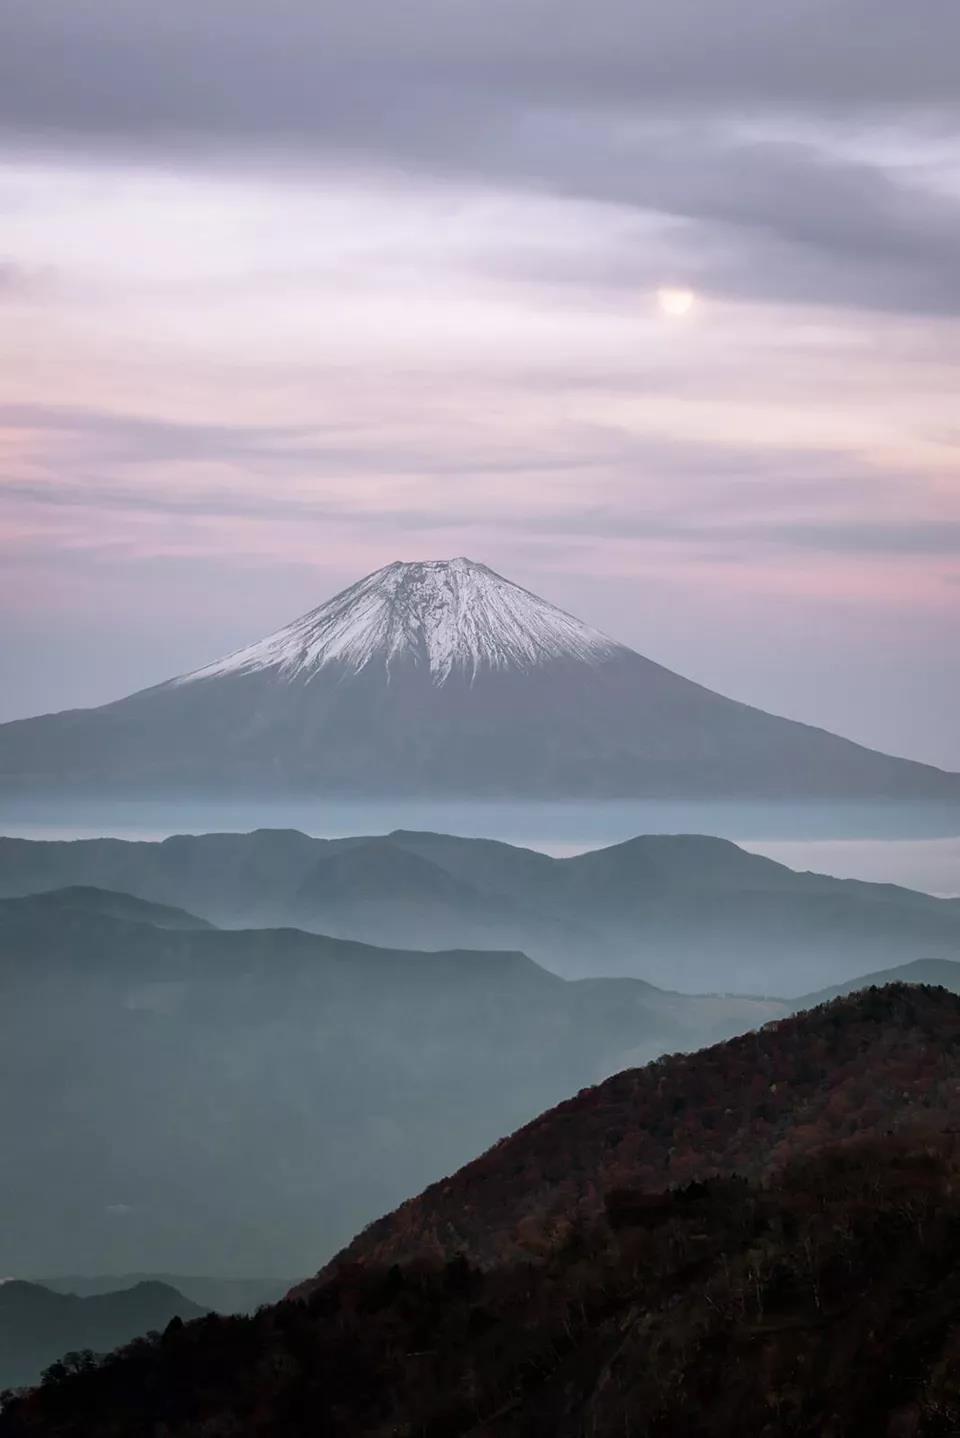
[
  {"x1": 7, "y1": 988, "x2": 960, "y2": 1436},
  {"x1": 297, "y1": 983, "x2": 960, "y2": 1281},
  {"x1": 2, "y1": 557, "x2": 958, "y2": 801},
  {"x1": 35, "y1": 1276, "x2": 291, "y2": 1316},
  {"x1": 0, "y1": 1279, "x2": 206, "y2": 1390},
  {"x1": 0, "y1": 892, "x2": 780, "y2": 1276},
  {"x1": 796, "y1": 955, "x2": 960, "y2": 1007},
  {"x1": 3, "y1": 827, "x2": 959, "y2": 991},
  {"x1": 0, "y1": 829, "x2": 322, "y2": 926},
  {"x1": 6, "y1": 868, "x2": 956, "y2": 1284},
  {"x1": 0, "y1": 886, "x2": 214, "y2": 931}
]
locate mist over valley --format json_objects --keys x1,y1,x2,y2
[{"x1": 3, "y1": 0, "x2": 960, "y2": 1422}]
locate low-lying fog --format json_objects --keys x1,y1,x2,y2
[{"x1": 3, "y1": 797, "x2": 959, "y2": 895}]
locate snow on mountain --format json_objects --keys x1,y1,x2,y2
[
  {"x1": 3, "y1": 554, "x2": 958, "y2": 803},
  {"x1": 173, "y1": 558, "x2": 623, "y2": 687}
]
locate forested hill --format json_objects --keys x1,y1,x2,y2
[
  {"x1": 295, "y1": 982, "x2": 960, "y2": 1286},
  {"x1": 6, "y1": 987, "x2": 960, "y2": 1436}
]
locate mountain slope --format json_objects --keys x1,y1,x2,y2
[
  {"x1": 296, "y1": 839, "x2": 480, "y2": 905},
  {"x1": 0, "y1": 887, "x2": 213, "y2": 931},
  {"x1": 7, "y1": 989, "x2": 960, "y2": 1437},
  {"x1": 2, "y1": 827, "x2": 959, "y2": 991},
  {"x1": 296, "y1": 983, "x2": 960, "y2": 1282},
  {"x1": 796, "y1": 955, "x2": 960, "y2": 1006},
  {"x1": 2, "y1": 557, "x2": 957, "y2": 800}
]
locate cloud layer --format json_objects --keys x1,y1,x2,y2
[{"x1": 0, "y1": 1, "x2": 958, "y2": 764}]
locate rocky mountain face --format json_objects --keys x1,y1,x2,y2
[{"x1": 2, "y1": 558, "x2": 958, "y2": 801}]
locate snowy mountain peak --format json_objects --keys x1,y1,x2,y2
[{"x1": 175, "y1": 558, "x2": 624, "y2": 687}]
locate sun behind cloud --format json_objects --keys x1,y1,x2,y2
[{"x1": 657, "y1": 287, "x2": 697, "y2": 317}]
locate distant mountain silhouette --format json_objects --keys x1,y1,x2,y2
[
  {"x1": 35, "y1": 1275, "x2": 291, "y2": 1316},
  {"x1": 0, "y1": 886, "x2": 213, "y2": 931},
  {"x1": 796, "y1": 955, "x2": 960, "y2": 1006},
  {"x1": 3, "y1": 827, "x2": 959, "y2": 990},
  {"x1": 0, "y1": 1279, "x2": 205, "y2": 1389},
  {"x1": 0, "y1": 892, "x2": 781, "y2": 1277},
  {"x1": 2, "y1": 558, "x2": 958, "y2": 801},
  {"x1": 297, "y1": 838, "x2": 478, "y2": 907}
]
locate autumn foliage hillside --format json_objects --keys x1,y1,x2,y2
[
  {"x1": 7, "y1": 986, "x2": 960, "y2": 1436},
  {"x1": 8, "y1": 1127, "x2": 960, "y2": 1432},
  {"x1": 295, "y1": 982, "x2": 960, "y2": 1288}
]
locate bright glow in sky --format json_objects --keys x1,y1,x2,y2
[
  {"x1": 1, "y1": 2, "x2": 959, "y2": 767},
  {"x1": 657, "y1": 288, "x2": 697, "y2": 317}
]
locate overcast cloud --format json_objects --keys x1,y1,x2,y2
[{"x1": 0, "y1": 1, "x2": 958, "y2": 765}]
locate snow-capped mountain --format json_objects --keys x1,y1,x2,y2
[
  {"x1": 1, "y1": 557, "x2": 958, "y2": 801},
  {"x1": 175, "y1": 558, "x2": 622, "y2": 687}
]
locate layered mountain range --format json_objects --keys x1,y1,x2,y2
[
  {"x1": 0, "y1": 882, "x2": 783, "y2": 1276},
  {"x1": 1, "y1": 857, "x2": 959, "y2": 1276},
  {"x1": 5, "y1": 824, "x2": 960, "y2": 1423},
  {"x1": 2, "y1": 558, "x2": 957, "y2": 801},
  {"x1": 3, "y1": 825, "x2": 959, "y2": 991},
  {"x1": 7, "y1": 986, "x2": 960, "y2": 1436}
]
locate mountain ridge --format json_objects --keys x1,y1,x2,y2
[
  {"x1": 0, "y1": 886, "x2": 214, "y2": 932},
  {"x1": 8, "y1": 987, "x2": 960, "y2": 1436},
  {"x1": 2, "y1": 827, "x2": 958, "y2": 991},
  {"x1": 0, "y1": 1278, "x2": 206, "y2": 1390},
  {"x1": 294, "y1": 982, "x2": 960, "y2": 1287},
  {"x1": 6, "y1": 891, "x2": 764, "y2": 1275}
]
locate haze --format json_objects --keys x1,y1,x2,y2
[{"x1": 4, "y1": 12, "x2": 960, "y2": 1420}]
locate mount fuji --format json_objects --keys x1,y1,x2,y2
[{"x1": 1, "y1": 557, "x2": 957, "y2": 800}]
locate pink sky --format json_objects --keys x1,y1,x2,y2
[{"x1": 1, "y1": 4, "x2": 959, "y2": 767}]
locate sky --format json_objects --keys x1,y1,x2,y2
[{"x1": 1, "y1": 2, "x2": 959, "y2": 767}]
